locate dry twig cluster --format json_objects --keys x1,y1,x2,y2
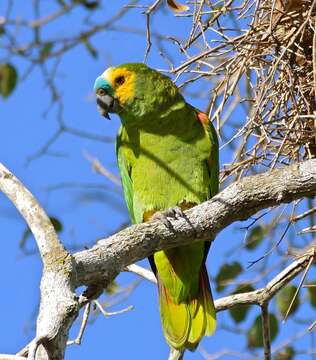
[{"x1": 164, "y1": 0, "x2": 316, "y2": 180}]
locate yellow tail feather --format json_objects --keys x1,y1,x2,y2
[
  {"x1": 158, "y1": 266, "x2": 216, "y2": 351},
  {"x1": 159, "y1": 280, "x2": 190, "y2": 349}
]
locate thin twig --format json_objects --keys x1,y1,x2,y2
[
  {"x1": 67, "y1": 303, "x2": 91, "y2": 346},
  {"x1": 125, "y1": 263, "x2": 157, "y2": 283},
  {"x1": 261, "y1": 303, "x2": 271, "y2": 360},
  {"x1": 94, "y1": 300, "x2": 134, "y2": 317},
  {"x1": 283, "y1": 253, "x2": 315, "y2": 321}
]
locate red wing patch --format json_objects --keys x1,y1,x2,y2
[{"x1": 196, "y1": 111, "x2": 209, "y2": 126}]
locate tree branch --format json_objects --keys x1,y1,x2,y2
[
  {"x1": 215, "y1": 248, "x2": 315, "y2": 310},
  {"x1": 74, "y1": 158, "x2": 316, "y2": 286},
  {"x1": 0, "y1": 163, "x2": 64, "y2": 260},
  {"x1": 125, "y1": 264, "x2": 157, "y2": 283},
  {"x1": 0, "y1": 164, "x2": 78, "y2": 360}
]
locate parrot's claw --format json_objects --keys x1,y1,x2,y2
[
  {"x1": 153, "y1": 206, "x2": 185, "y2": 229},
  {"x1": 165, "y1": 206, "x2": 185, "y2": 219}
]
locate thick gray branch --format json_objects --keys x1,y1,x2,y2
[
  {"x1": 74, "y1": 158, "x2": 316, "y2": 286},
  {"x1": 0, "y1": 164, "x2": 78, "y2": 360},
  {"x1": 0, "y1": 164, "x2": 64, "y2": 260}
]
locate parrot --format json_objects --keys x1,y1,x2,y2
[{"x1": 94, "y1": 63, "x2": 219, "y2": 351}]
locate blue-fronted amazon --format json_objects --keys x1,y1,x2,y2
[{"x1": 94, "y1": 63, "x2": 219, "y2": 351}]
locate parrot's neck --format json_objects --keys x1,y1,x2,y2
[{"x1": 119, "y1": 95, "x2": 187, "y2": 127}]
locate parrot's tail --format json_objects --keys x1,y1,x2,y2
[{"x1": 158, "y1": 265, "x2": 216, "y2": 351}]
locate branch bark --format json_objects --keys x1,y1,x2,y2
[
  {"x1": 74, "y1": 158, "x2": 316, "y2": 286},
  {"x1": 0, "y1": 164, "x2": 78, "y2": 360}
]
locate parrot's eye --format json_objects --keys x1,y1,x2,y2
[
  {"x1": 115, "y1": 76, "x2": 125, "y2": 86},
  {"x1": 97, "y1": 88, "x2": 106, "y2": 96}
]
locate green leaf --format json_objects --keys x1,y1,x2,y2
[
  {"x1": 247, "y1": 313, "x2": 279, "y2": 348},
  {"x1": 246, "y1": 225, "x2": 265, "y2": 250},
  {"x1": 40, "y1": 42, "x2": 54, "y2": 60},
  {"x1": 306, "y1": 282, "x2": 316, "y2": 308},
  {"x1": 0, "y1": 26, "x2": 5, "y2": 36},
  {"x1": 229, "y1": 284, "x2": 254, "y2": 323},
  {"x1": 215, "y1": 262, "x2": 243, "y2": 292},
  {"x1": 274, "y1": 346, "x2": 295, "y2": 360},
  {"x1": 82, "y1": 37, "x2": 98, "y2": 58},
  {"x1": 20, "y1": 227, "x2": 32, "y2": 250},
  {"x1": 276, "y1": 285, "x2": 299, "y2": 318},
  {"x1": 49, "y1": 217, "x2": 63, "y2": 233},
  {"x1": 73, "y1": 0, "x2": 99, "y2": 9},
  {"x1": 82, "y1": 1, "x2": 99, "y2": 9},
  {"x1": 105, "y1": 280, "x2": 119, "y2": 295},
  {"x1": 0, "y1": 63, "x2": 18, "y2": 98}
]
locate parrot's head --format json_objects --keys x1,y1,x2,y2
[{"x1": 94, "y1": 63, "x2": 183, "y2": 123}]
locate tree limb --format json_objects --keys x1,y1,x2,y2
[
  {"x1": 0, "y1": 163, "x2": 64, "y2": 260},
  {"x1": 214, "y1": 249, "x2": 315, "y2": 310},
  {"x1": 0, "y1": 164, "x2": 78, "y2": 360},
  {"x1": 74, "y1": 158, "x2": 316, "y2": 286}
]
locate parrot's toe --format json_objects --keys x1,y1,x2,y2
[
  {"x1": 167, "y1": 206, "x2": 185, "y2": 219},
  {"x1": 153, "y1": 206, "x2": 185, "y2": 229}
]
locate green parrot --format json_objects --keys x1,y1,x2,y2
[{"x1": 94, "y1": 63, "x2": 219, "y2": 351}]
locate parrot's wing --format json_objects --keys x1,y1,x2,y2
[
  {"x1": 206, "y1": 118, "x2": 219, "y2": 197},
  {"x1": 196, "y1": 110, "x2": 219, "y2": 197},
  {"x1": 195, "y1": 110, "x2": 219, "y2": 260},
  {"x1": 116, "y1": 126, "x2": 136, "y2": 224}
]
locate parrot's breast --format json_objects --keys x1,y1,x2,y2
[{"x1": 121, "y1": 119, "x2": 211, "y2": 224}]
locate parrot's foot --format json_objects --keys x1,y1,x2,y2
[{"x1": 152, "y1": 206, "x2": 185, "y2": 229}]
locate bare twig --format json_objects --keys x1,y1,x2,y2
[
  {"x1": 283, "y1": 253, "x2": 314, "y2": 321},
  {"x1": 125, "y1": 263, "x2": 157, "y2": 283},
  {"x1": 215, "y1": 249, "x2": 315, "y2": 311},
  {"x1": 67, "y1": 303, "x2": 91, "y2": 346},
  {"x1": 84, "y1": 151, "x2": 121, "y2": 186},
  {"x1": 93, "y1": 300, "x2": 133, "y2": 317},
  {"x1": 143, "y1": 0, "x2": 163, "y2": 62},
  {"x1": 261, "y1": 303, "x2": 271, "y2": 360}
]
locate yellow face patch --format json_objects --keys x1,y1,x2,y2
[{"x1": 102, "y1": 67, "x2": 135, "y2": 105}]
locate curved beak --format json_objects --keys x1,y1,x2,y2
[{"x1": 96, "y1": 93, "x2": 114, "y2": 120}]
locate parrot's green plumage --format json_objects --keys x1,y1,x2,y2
[{"x1": 94, "y1": 63, "x2": 219, "y2": 351}]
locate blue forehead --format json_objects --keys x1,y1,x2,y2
[{"x1": 94, "y1": 76, "x2": 113, "y2": 93}]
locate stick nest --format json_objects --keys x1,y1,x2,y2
[{"x1": 182, "y1": 0, "x2": 316, "y2": 181}]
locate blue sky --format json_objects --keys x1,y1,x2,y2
[{"x1": 0, "y1": 1, "x2": 315, "y2": 359}]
